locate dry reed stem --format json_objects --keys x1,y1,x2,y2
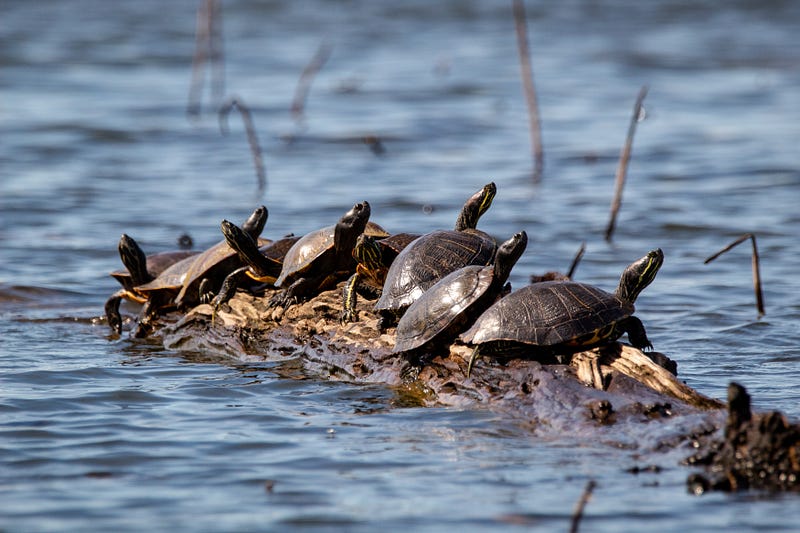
[
  {"x1": 569, "y1": 480, "x2": 596, "y2": 533},
  {"x1": 219, "y1": 96, "x2": 267, "y2": 193},
  {"x1": 291, "y1": 42, "x2": 333, "y2": 125},
  {"x1": 187, "y1": 0, "x2": 224, "y2": 118},
  {"x1": 604, "y1": 85, "x2": 648, "y2": 242},
  {"x1": 566, "y1": 242, "x2": 586, "y2": 279},
  {"x1": 512, "y1": 0, "x2": 544, "y2": 183},
  {"x1": 704, "y1": 233, "x2": 765, "y2": 315}
]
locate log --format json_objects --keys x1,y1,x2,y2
[{"x1": 146, "y1": 285, "x2": 800, "y2": 492}]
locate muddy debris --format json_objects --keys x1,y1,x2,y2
[{"x1": 686, "y1": 382, "x2": 800, "y2": 493}]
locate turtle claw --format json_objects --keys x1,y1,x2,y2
[
  {"x1": 269, "y1": 290, "x2": 295, "y2": 310},
  {"x1": 466, "y1": 346, "x2": 482, "y2": 379},
  {"x1": 340, "y1": 309, "x2": 358, "y2": 325},
  {"x1": 198, "y1": 278, "x2": 216, "y2": 305}
]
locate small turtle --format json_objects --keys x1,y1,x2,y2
[
  {"x1": 461, "y1": 248, "x2": 664, "y2": 376},
  {"x1": 340, "y1": 232, "x2": 420, "y2": 324},
  {"x1": 393, "y1": 230, "x2": 528, "y2": 355},
  {"x1": 211, "y1": 220, "x2": 302, "y2": 309},
  {"x1": 269, "y1": 201, "x2": 372, "y2": 308},
  {"x1": 131, "y1": 205, "x2": 269, "y2": 337},
  {"x1": 374, "y1": 182, "x2": 498, "y2": 330},
  {"x1": 173, "y1": 205, "x2": 268, "y2": 307},
  {"x1": 104, "y1": 234, "x2": 198, "y2": 334}
]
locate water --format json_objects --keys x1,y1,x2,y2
[{"x1": 2, "y1": 0, "x2": 800, "y2": 530}]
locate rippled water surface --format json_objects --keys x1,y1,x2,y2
[{"x1": 2, "y1": 1, "x2": 800, "y2": 531}]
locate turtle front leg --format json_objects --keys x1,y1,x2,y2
[
  {"x1": 198, "y1": 278, "x2": 216, "y2": 304},
  {"x1": 269, "y1": 277, "x2": 315, "y2": 309},
  {"x1": 341, "y1": 272, "x2": 360, "y2": 324},
  {"x1": 341, "y1": 273, "x2": 382, "y2": 323},
  {"x1": 212, "y1": 266, "x2": 248, "y2": 314},
  {"x1": 620, "y1": 315, "x2": 652, "y2": 351},
  {"x1": 104, "y1": 290, "x2": 125, "y2": 334}
]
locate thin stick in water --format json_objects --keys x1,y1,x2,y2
[
  {"x1": 207, "y1": 0, "x2": 225, "y2": 105},
  {"x1": 704, "y1": 233, "x2": 765, "y2": 315},
  {"x1": 569, "y1": 479, "x2": 596, "y2": 533},
  {"x1": 187, "y1": 0, "x2": 211, "y2": 118},
  {"x1": 187, "y1": 0, "x2": 225, "y2": 119},
  {"x1": 604, "y1": 85, "x2": 648, "y2": 242},
  {"x1": 291, "y1": 42, "x2": 333, "y2": 125},
  {"x1": 566, "y1": 242, "x2": 586, "y2": 280},
  {"x1": 219, "y1": 96, "x2": 267, "y2": 193},
  {"x1": 512, "y1": 0, "x2": 544, "y2": 183}
]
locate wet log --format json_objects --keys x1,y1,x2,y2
[
  {"x1": 149, "y1": 285, "x2": 800, "y2": 491},
  {"x1": 156, "y1": 287, "x2": 719, "y2": 437}
]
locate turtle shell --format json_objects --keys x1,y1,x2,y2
[
  {"x1": 376, "y1": 232, "x2": 419, "y2": 259},
  {"x1": 375, "y1": 228, "x2": 496, "y2": 314},
  {"x1": 393, "y1": 264, "x2": 494, "y2": 353},
  {"x1": 136, "y1": 253, "x2": 203, "y2": 294},
  {"x1": 174, "y1": 237, "x2": 271, "y2": 305},
  {"x1": 110, "y1": 250, "x2": 198, "y2": 291},
  {"x1": 275, "y1": 221, "x2": 388, "y2": 288},
  {"x1": 460, "y1": 281, "x2": 632, "y2": 349}
]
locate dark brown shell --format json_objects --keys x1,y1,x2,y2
[
  {"x1": 460, "y1": 281, "x2": 632, "y2": 348},
  {"x1": 275, "y1": 221, "x2": 388, "y2": 288},
  {"x1": 375, "y1": 229, "x2": 496, "y2": 314},
  {"x1": 110, "y1": 250, "x2": 198, "y2": 290},
  {"x1": 393, "y1": 264, "x2": 493, "y2": 352}
]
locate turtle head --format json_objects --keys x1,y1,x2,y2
[
  {"x1": 615, "y1": 248, "x2": 664, "y2": 304},
  {"x1": 241, "y1": 205, "x2": 268, "y2": 238},
  {"x1": 494, "y1": 231, "x2": 528, "y2": 285},
  {"x1": 353, "y1": 233, "x2": 383, "y2": 270},
  {"x1": 455, "y1": 182, "x2": 496, "y2": 231},
  {"x1": 335, "y1": 201, "x2": 371, "y2": 255},
  {"x1": 119, "y1": 234, "x2": 153, "y2": 286}
]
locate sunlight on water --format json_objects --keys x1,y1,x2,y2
[{"x1": 1, "y1": 0, "x2": 799, "y2": 531}]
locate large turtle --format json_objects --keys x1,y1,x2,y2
[
  {"x1": 104, "y1": 234, "x2": 198, "y2": 334},
  {"x1": 374, "y1": 182, "x2": 497, "y2": 330},
  {"x1": 173, "y1": 205, "x2": 268, "y2": 307},
  {"x1": 131, "y1": 205, "x2": 269, "y2": 337},
  {"x1": 269, "y1": 201, "x2": 373, "y2": 308},
  {"x1": 340, "y1": 232, "x2": 420, "y2": 324},
  {"x1": 461, "y1": 248, "x2": 664, "y2": 376},
  {"x1": 393, "y1": 230, "x2": 528, "y2": 355}
]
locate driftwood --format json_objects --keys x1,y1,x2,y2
[{"x1": 147, "y1": 284, "x2": 799, "y2": 492}]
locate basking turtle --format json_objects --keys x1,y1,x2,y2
[
  {"x1": 173, "y1": 205, "x2": 268, "y2": 307},
  {"x1": 210, "y1": 219, "x2": 302, "y2": 309},
  {"x1": 374, "y1": 182, "x2": 497, "y2": 330},
  {"x1": 461, "y1": 248, "x2": 664, "y2": 376},
  {"x1": 393, "y1": 230, "x2": 528, "y2": 355},
  {"x1": 104, "y1": 234, "x2": 198, "y2": 333},
  {"x1": 340, "y1": 232, "x2": 420, "y2": 324},
  {"x1": 131, "y1": 205, "x2": 269, "y2": 337},
  {"x1": 270, "y1": 201, "x2": 372, "y2": 308}
]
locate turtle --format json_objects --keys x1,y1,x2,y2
[
  {"x1": 173, "y1": 205, "x2": 269, "y2": 307},
  {"x1": 104, "y1": 234, "x2": 198, "y2": 334},
  {"x1": 210, "y1": 220, "x2": 303, "y2": 310},
  {"x1": 374, "y1": 182, "x2": 498, "y2": 330},
  {"x1": 340, "y1": 231, "x2": 420, "y2": 324},
  {"x1": 131, "y1": 205, "x2": 269, "y2": 337},
  {"x1": 393, "y1": 230, "x2": 528, "y2": 356},
  {"x1": 460, "y1": 248, "x2": 665, "y2": 377},
  {"x1": 269, "y1": 201, "x2": 373, "y2": 308}
]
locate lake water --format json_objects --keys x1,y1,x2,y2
[{"x1": 2, "y1": 0, "x2": 800, "y2": 530}]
